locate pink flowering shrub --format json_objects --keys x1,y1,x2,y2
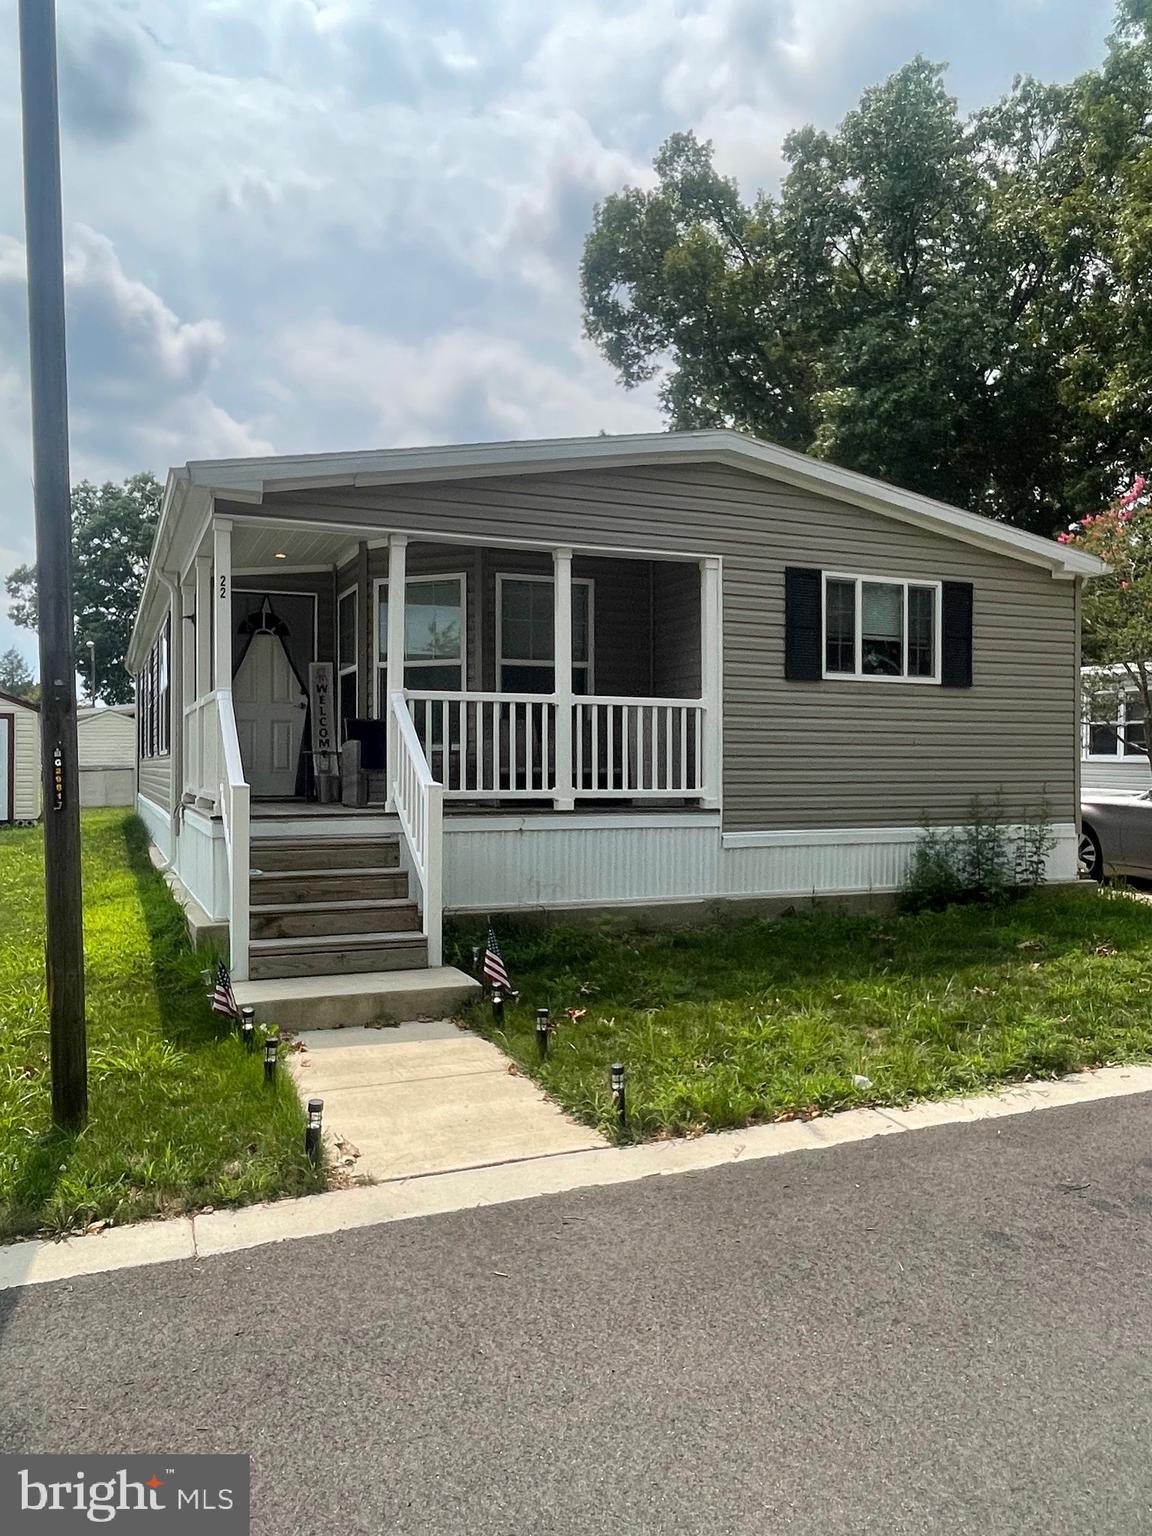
[{"x1": 1066, "y1": 477, "x2": 1152, "y2": 764}]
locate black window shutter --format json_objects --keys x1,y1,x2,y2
[
  {"x1": 941, "y1": 581, "x2": 974, "y2": 688},
  {"x1": 784, "y1": 567, "x2": 823, "y2": 681}
]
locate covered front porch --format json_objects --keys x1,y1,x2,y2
[
  {"x1": 163, "y1": 510, "x2": 721, "y2": 980},
  {"x1": 181, "y1": 519, "x2": 722, "y2": 817}
]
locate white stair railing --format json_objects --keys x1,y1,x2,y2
[
  {"x1": 214, "y1": 689, "x2": 250, "y2": 981},
  {"x1": 390, "y1": 690, "x2": 444, "y2": 967}
]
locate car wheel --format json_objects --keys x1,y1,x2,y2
[{"x1": 1079, "y1": 824, "x2": 1104, "y2": 882}]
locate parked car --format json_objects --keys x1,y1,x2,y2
[{"x1": 1080, "y1": 787, "x2": 1152, "y2": 879}]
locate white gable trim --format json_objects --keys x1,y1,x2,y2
[
  {"x1": 131, "y1": 428, "x2": 1104, "y2": 670},
  {"x1": 185, "y1": 429, "x2": 1104, "y2": 580}
]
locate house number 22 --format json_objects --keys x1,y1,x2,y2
[{"x1": 219, "y1": 575, "x2": 228, "y2": 599}]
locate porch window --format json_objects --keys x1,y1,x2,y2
[
  {"x1": 497, "y1": 576, "x2": 592, "y2": 693},
  {"x1": 823, "y1": 575, "x2": 940, "y2": 682},
  {"x1": 376, "y1": 575, "x2": 465, "y2": 712},
  {"x1": 136, "y1": 618, "x2": 170, "y2": 759},
  {"x1": 337, "y1": 587, "x2": 358, "y2": 728}
]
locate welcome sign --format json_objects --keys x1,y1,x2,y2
[{"x1": 308, "y1": 662, "x2": 336, "y2": 760}]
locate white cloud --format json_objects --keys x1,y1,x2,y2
[
  {"x1": 0, "y1": 0, "x2": 1118, "y2": 688},
  {"x1": 65, "y1": 225, "x2": 225, "y2": 389},
  {"x1": 268, "y1": 317, "x2": 662, "y2": 448}
]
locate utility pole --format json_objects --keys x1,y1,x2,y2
[
  {"x1": 19, "y1": 0, "x2": 87, "y2": 1128},
  {"x1": 86, "y1": 638, "x2": 96, "y2": 705}
]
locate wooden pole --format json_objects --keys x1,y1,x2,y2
[{"x1": 18, "y1": 0, "x2": 87, "y2": 1128}]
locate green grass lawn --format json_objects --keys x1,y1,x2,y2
[
  {"x1": 452, "y1": 885, "x2": 1152, "y2": 1141},
  {"x1": 0, "y1": 810, "x2": 324, "y2": 1241}
]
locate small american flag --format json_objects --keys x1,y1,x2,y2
[
  {"x1": 482, "y1": 925, "x2": 511, "y2": 993},
  {"x1": 209, "y1": 959, "x2": 240, "y2": 1021}
]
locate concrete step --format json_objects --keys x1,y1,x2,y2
[
  {"x1": 232, "y1": 966, "x2": 483, "y2": 1030},
  {"x1": 250, "y1": 898, "x2": 422, "y2": 941},
  {"x1": 250, "y1": 838, "x2": 400, "y2": 873},
  {"x1": 248, "y1": 931, "x2": 429, "y2": 981},
  {"x1": 249, "y1": 868, "x2": 410, "y2": 906}
]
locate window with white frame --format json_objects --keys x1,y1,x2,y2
[
  {"x1": 136, "y1": 618, "x2": 171, "y2": 758},
  {"x1": 497, "y1": 576, "x2": 592, "y2": 693},
  {"x1": 337, "y1": 587, "x2": 358, "y2": 727},
  {"x1": 1086, "y1": 689, "x2": 1147, "y2": 757},
  {"x1": 823, "y1": 575, "x2": 940, "y2": 681},
  {"x1": 376, "y1": 575, "x2": 465, "y2": 712}
]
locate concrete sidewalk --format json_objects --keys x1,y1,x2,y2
[
  {"x1": 8, "y1": 1062, "x2": 1152, "y2": 1293},
  {"x1": 289, "y1": 1020, "x2": 607, "y2": 1181}
]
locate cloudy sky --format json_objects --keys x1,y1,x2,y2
[{"x1": 0, "y1": 0, "x2": 1116, "y2": 666}]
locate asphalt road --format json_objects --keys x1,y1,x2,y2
[{"x1": 4, "y1": 1094, "x2": 1152, "y2": 1534}]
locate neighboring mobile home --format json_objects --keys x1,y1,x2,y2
[
  {"x1": 0, "y1": 689, "x2": 39, "y2": 824},
  {"x1": 126, "y1": 430, "x2": 1102, "y2": 987},
  {"x1": 1081, "y1": 665, "x2": 1152, "y2": 793},
  {"x1": 76, "y1": 704, "x2": 136, "y2": 807}
]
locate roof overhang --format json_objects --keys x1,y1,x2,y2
[{"x1": 128, "y1": 429, "x2": 1106, "y2": 669}]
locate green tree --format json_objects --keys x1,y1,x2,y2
[
  {"x1": 5, "y1": 472, "x2": 161, "y2": 705},
  {"x1": 581, "y1": 6, "x2": 1152, "y2": 535},
  {"x1": 1062, "y1": 475, "x2": 1152, "y2": 774},
  {"x1": 0, "y1": 646, "x2": 35, "y2": 700}
]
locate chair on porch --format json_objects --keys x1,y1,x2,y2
[{"x1": 340, "y1": 718, "x2": 388, "y2": 806}]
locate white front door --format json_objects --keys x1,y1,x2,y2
[{"x1": 233, "y1": 631, "x2": 307, "y2": 797}]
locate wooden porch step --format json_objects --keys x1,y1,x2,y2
[
  {"x1": 250, "y1": 898, "x2": 421, "y2": 941},
  {"x1": 249, "y1": 868, "x2": 410, "y2": 906},
  {"x1": 250, "y1": 837, "x2": 400, "y2": 873},
  {"x1": 248, "y1": 931, "x2": 429, "y2": 981}
]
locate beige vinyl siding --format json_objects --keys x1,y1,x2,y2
[
  {"x1": 227, "y1": 462, "x2": 1078, "y2": 831},
  {"x1": 77, "y1": 711, "x2": 136, "y2": 769},
  {"x1": 9, "y1": 703, "x2": 40, "y2": 820},
  {"x1": 138, "y1": 756, "x2": 172, "y2": 810}
]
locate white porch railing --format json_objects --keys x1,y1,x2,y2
[
  {"x1": 183, "y1": 689, "x2": 250, "y2": 980},
  {"x1": 573, "y1": 697, "x2": 703, "y2": 796},
  {"x1": 390, "y1": 691, "x2": 444, "y2": 966},
  {"x1": 404, "y1": 692, "x2": 706, "y2": 801},
  {"x1": 406, "y1": 692, "x2": 557, "y2": 798},
  {"x1": 183, "y1": 692, "x2": 221, "y2": 807},
  {"x1": 217, "y1": 690, "x2": 251, "y2": 981}
]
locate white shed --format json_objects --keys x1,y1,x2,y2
[
  {"x1": 0, "y1": 690, "x2": 40, "y2": 823},
  {"x1": 77, "y1": 705, "x2": 136, "y2": 806}
]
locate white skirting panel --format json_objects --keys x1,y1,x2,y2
[
  {"x1": 443, "y1": 818, "x2": 1079, "y2": 912},
  {"x1": 173, "y1": 807, "x2": 230, "y2": 921},
  {"x1": 135, "y1": 794, "x2": 172, "y2": 864}
]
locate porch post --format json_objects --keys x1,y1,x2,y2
[
  {"x1": 212, "y1": 520, "x2": 232, "y2": 691},
  {"x1": 700, "y1": 556, "x2": 722, "y2": 809},
  {"x1": 194, "y1": 554, "x2": 212, "y2": 698},
  {"x1": 165, "y1": 574, "x2": 183, "y2": 839},
  {"x1": 179, "y1": 572, "x2": 196, "y2": 809},
  {"x1": 553, "y1": 546, "x2": 574, "y2": 811},
  {"x1": 385, "y1": 534, "x2": 408, "y2": 801}
]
